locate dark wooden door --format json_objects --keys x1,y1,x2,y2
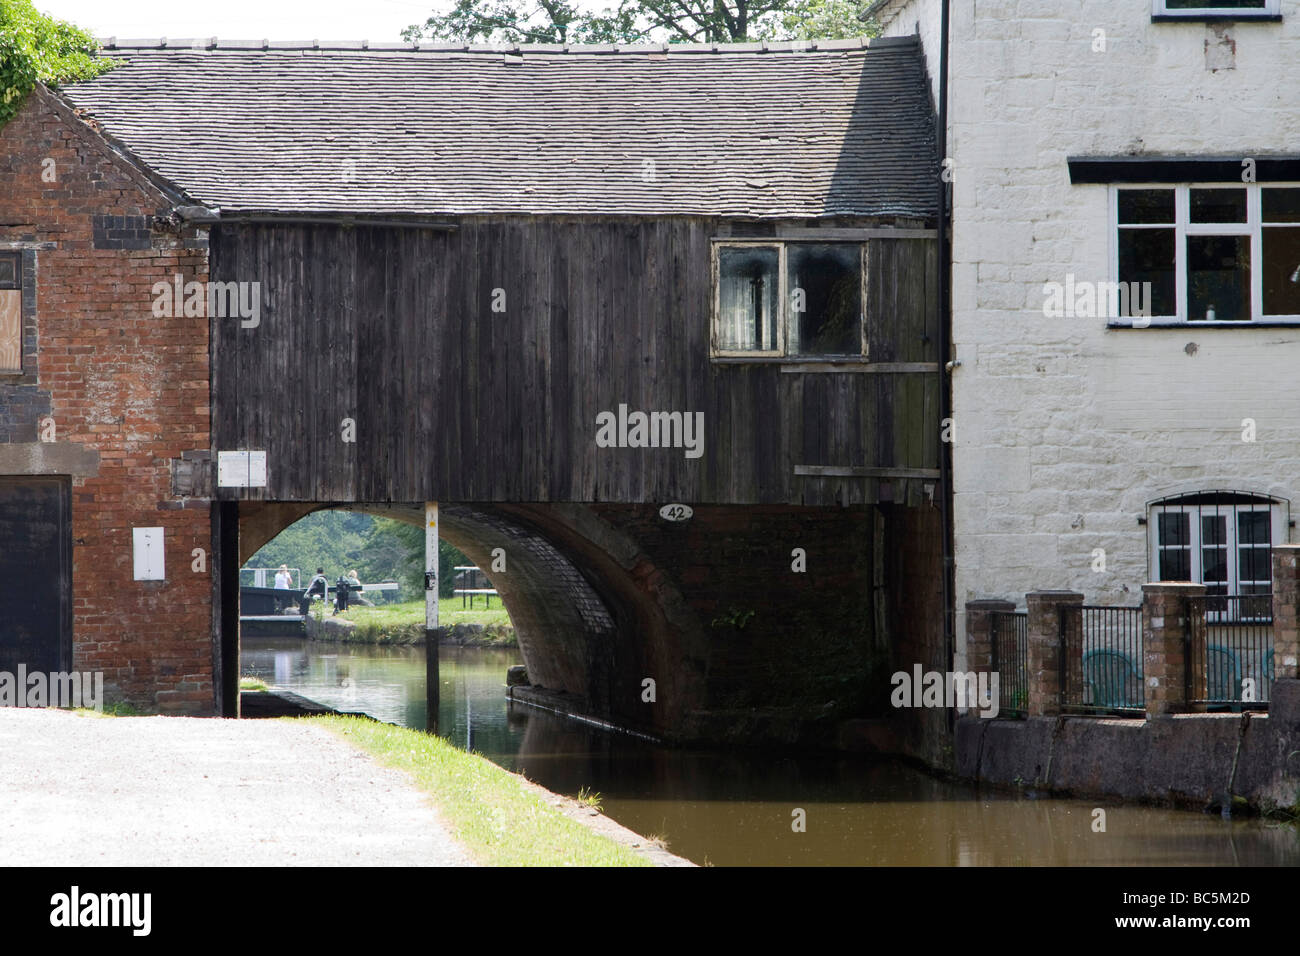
[{"x1": 0, "y1": 477, "x2": 71, "y2": 673}]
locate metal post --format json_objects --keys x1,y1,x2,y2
[{"x1": 425, "y1": 502, "x2": 440, "y2": 734}]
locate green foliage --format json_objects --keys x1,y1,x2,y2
[
  {"x1": 772, "y1": 0, "x2": 881, "y2": 42},
  {"x1": 403, "y1": 0, "x2": 878, "y2": 45},
  {"x1": 0, "y1": 0, "x2": 116, "y2": 127},
  {"x1": 710, "y1": 607, "x2": 756, "y2": 630},
  {"x1": 246, "y1": 510, "x2": 469, "y2": 601}
]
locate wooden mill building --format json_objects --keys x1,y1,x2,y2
[{"x1": 0, "y1": 37, "x2": 946, "y2": 749}]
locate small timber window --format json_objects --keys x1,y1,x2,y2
[
  {"x1": 712, "y1": 241, "x2": 866, "y2": 359},
  {"x1": 1111, "y1": 185, "x2": 1300, "y2": 323},
  {"x1": 1148, "y1": 492, "x2": 1285, "y2": 599},
  {"x1": 0, "y1": 252, "x2": 21, "y2": 373},
  {"x1": 1152, "y1": 0, "x2": 1280, "y2": 18}
]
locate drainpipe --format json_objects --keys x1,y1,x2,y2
[{"x1": 936, "y1": 0, "x2": 955, "y2": 733}]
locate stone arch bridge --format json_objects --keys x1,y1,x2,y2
[{"x1": 233, "y1": 498, "x2": 938, "y2": 747}]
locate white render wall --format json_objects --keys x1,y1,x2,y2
[{"x1": 896, "y1": 1, "x2": 1300, "y2": 663}]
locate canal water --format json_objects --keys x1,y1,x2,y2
[{"x1": 241, "y1": 637, "x2": 1300, "y2": 866}]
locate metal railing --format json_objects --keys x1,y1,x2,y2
[
  {"x1": 990, "y1": 610, "x2": 1028, "y2": 718},
  {"x1": 1060, "y1": 604, "x2": 1144, "y2": 716},
  {"x1": 1186, "y1": 593, "x2": 1273, "y2": 710}
]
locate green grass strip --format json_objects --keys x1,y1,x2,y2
[{"x1": 313, "y1": 715, "x2": 651, "y2": 867}]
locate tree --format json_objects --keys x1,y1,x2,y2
[
  {"x1": 402, "y1": 0, "x2": 878, "y2": 45},
  {"x1": 247, "y1": 510, "x2": 471, "y2": 600},
  {"x1": 0, "y1": 0, "x2": 115, "y2": 127}
]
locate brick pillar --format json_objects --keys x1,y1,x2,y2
[
  {"x1": 1025, "y1": 591, "x2": 1083, "y2": 717},
  {"x1": 965, "y1": 599, "x2": 1015, "y2": 676},
  {"x1": 1271, "y1": 546, "x2": 1300, "y2": 680},
  {"x1": 1142, "y1": 582, "x2": 1205, "y2": 717}
]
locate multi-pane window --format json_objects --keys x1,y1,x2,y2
[
  {"x1": 713, "y1": 241, "x2": 865, "y2": 358},
  {"x1": 1113, "y1": 185, "x2": 1300, "y2": 323},
  {"x1": 0, "y1": 252, "x2": 20, "y2": 373},
  {"x1": 1150, "y1": 493, "x2": 1284, "y2": 617},
  {"x1": 1152, "y1": 0, "x2": 1281, "y2": 17}
]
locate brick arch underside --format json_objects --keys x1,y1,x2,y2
[{"x1": 238, "y1": 501, "x2": 708, "y2": 737}]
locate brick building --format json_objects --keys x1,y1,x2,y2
[{"x1": 0, "y1": 86, "x2": 216, "y2": 712}]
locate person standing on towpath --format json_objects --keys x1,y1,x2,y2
[{"x1": 300, "y1": 567, "x2": 328, "y2": 615}]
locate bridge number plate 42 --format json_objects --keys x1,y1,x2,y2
[{"x1": 659, "y1": 503, "x2": 693, "y2": 522}]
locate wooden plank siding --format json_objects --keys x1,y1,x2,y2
[{"x1": 210, "y1": 218, "x2": 939, "y2": 506}]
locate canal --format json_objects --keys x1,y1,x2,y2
[{"x1": 241, "y1": 637, "x2": 1300, "y2": 866}]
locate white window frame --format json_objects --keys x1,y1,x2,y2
[
  {"x1": 1109, "y1": 183, "x2": 1300, "y2": 324},
  {"x1": 1147, "y1": 498, "x2": 1285, "y2": 604},
  {"x1": 711, "y1": 240, "x2": 868, "y2": 360},
  {"x1": 1152, "y1": 0, "x2": 1280, "y2": 17}
]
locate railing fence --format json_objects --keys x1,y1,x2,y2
[{"x1": 1059, "y1": 604, "x2": 1144, "y2": 716}]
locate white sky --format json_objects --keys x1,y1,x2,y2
[{"x1": 33, "y1": 0, "x2": 475, "y2": 43}]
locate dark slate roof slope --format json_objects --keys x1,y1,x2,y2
[{"x1": 58, "y1": 38, "x2": 938, "y2": 219}]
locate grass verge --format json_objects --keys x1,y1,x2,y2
[
  {"x1": 320, "y1": 599, "x2": 516, "y2": 645},
  {"x1": 72, "y1": 701, "x2": 147, "y2": 717},
  {"x1": 314, "y1": 714, "x2": 651, "y2": 867}
]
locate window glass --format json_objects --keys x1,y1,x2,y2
[
  {"x1": 1118, "y1": 189, "x2": 1175, "y2": 224},
  {"x1": 1262, "y1": 188, "x2": 1300, "y2": 224},
  {"x1": 1118, "y1": 229, "x2": 1177, "y2": 316},
  {"x1": 1163, "y1": 0, "x2": 1267, "y2": 7},
  {"x1": 1200, "y1": 514, "x2": 1228, "y2": 597},
  {"x1": 1263, "y1": 227, "x2": 1300, "y2": 316},
  {"x1": 1158, "y1": 512, "x2": 1192, "y2": 581},
  {"x1": 1187, "y1": 235, "x2": 1250, "y2": 321},
  {"x1": 0, "y1": 253, "x2": 18, "y2": 289},
  {"x1": 1237, "y1": 510, "x2": 1272, "y2": 595},
  {"x1": 717, "y1": 246, "x2": 779, "y2": 352},
  {"x1": 1190, "y1": 188, "x2": 1247, "y2": 224},
  {"x1": 786, "y1": 244, "x2": 861, "y2": 356}
]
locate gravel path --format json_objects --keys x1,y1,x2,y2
[{"x1": 0, "y1": 709, "x2": 474, "y2": 866}]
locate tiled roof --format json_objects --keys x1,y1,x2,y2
[{"x1": 57, "y1": 37, "x2": 939, "y2": 219}]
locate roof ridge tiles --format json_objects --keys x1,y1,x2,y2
[{"x1": 97, "y1": 35, "x2": 915, "y2": 55}]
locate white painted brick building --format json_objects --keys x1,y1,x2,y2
[{"x1": 873, "y1": 0, "x2": 1300, "y2": 665}]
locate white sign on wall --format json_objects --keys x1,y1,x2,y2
[
  {"x1": 133, "y1": 527, "x2": 165, "y2": 581},
  {"x1": 217, "y1": 450, "x2": 268, "y2": 488}
]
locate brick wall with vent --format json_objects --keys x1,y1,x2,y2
[{"x1": 0, "y1": 87, "x2": 214, "y2": 713}]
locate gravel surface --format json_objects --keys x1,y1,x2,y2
[{"x1": 0, "y1": 709, "x2": 474, "y2": 866}]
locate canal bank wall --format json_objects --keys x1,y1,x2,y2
[
  {"x1": 303, "y1": 614, "x2": 516, "y2": 647},
  {"x1": 954, "y1": 679, "x2": 1300, "y2": 815}
]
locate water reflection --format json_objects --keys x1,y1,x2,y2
[{"x1": 241, "y1": 637, "x2": 1300, "y2": 867}]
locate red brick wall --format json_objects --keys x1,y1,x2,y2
[{"x1": 0, "y1": 89, "x2": 213, "y2": 713}]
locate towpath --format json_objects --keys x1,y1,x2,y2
[{"x1": 0, "y1": 708, "x2": 474, "y2": 866}]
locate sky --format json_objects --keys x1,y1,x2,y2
[{"x1": 33, "y1": 0, "x2": 465, "y2": 43}]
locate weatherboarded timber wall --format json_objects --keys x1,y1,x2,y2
[{"x1": 210, "y1": 217, "x2": 939, "y2": 506}]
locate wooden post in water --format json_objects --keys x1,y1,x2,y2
[{"x1": 425, "y1": 502, "x2": 440, "y2": 734}]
